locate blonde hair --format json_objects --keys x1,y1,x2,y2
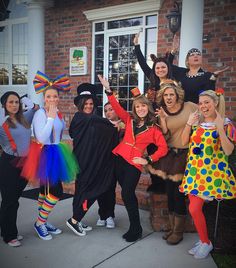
[
  {"x1": 185, "y1": 48, "x2": 201, "y2": 68},
  {"x1": 132, "y1": 95, "x2": 157, "y2": 125},
  {"x1": 199, "y1": 90, "x2": 225, "y2": 118},
  {"x1": 156, "y1": 79, "x2": 185, "y2": 107}
]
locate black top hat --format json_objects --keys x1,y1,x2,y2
[
  {"x1": 1, "y1": 91, "x2": 20, "y2": 106},
  {"x1": 74, "y1": 83, "x2": 98, "y2": 106}
]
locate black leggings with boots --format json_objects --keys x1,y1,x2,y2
[{"x1": 166, "y1": 179, "x2": 187, "y2": 216}]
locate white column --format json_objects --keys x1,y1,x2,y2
[
  {"x1": 179, "y1": 0, "x2": 204, "y2": 67},
  {"x1": 23, "y1": 0, "x2": 53, "y2": 105},
  {"x1": 26, "y1": 2, "x2": 44, "y2": 105}
]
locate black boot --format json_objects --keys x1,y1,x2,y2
[
  {"x1": 123, "y1": 226, "x2": 142, "y2": 242},
  {"x1": 147, "y1": 174, "x2": 166, "y2": 193},
  {"x1": 123, "y1": 201, "x2": 143, "y2": 242}
]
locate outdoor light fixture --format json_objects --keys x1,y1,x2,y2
[{"x1": 166, "y1": 1, "x2": 181, "y2": 36}]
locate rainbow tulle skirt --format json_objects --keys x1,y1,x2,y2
[{"x1": 21, "y1": 141, "x2": 79, "y2": 185}]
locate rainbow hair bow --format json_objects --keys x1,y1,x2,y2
[{"x1": 33, "y1": 71, "x2": 71, "y2": 94}]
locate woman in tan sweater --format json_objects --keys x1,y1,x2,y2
[{"x1": 148, "y1": 80, "x2": 198, "y2": 245}]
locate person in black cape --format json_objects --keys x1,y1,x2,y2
[{"x1": 66, "y1": 83, "x2": 118, "y2": 236}]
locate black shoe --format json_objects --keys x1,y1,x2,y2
[
  {"x1": 66, "y1": 218, "x2": 86, "y2": 236},
  {"x1": 122, "y1": 230, "x2": 130, "y2": 239},
  {"x1": 125, "y1": 230, "x2": 142, "y2": 242}
]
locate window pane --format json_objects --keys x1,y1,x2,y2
[
  {"x1": 12, "y1": 23, "x2": 28, "y2": 85},
  {"x1": 108, "y1": 34, "x2": 139, "y2": 111},
  {"x1": 94, "y1": 34, "x2": 104, "y2": 73},
  {"x1": 108, "y1": 17, "x2": 142, "y2": 29},
  {"x1": 146, "y1": 15, "x2": 157, "y2": 25},
  {"x1": 94, "y1": 34, "x2": 104, "y2": 115},
  {"x1": 0, "y1": 26, "x2": 9, "y2": 85},
  {"x1": 95, "y1": 22, "x2": 104, "y2": 32}
]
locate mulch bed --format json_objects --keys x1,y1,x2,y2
[{"x1": 203, "y1": 198, "x2": 236, "y2": 254}]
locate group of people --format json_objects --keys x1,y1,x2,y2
[
  {"x1": 133, "y1": 33, "x2": 236, "y2": 259},
  {"x1": 0, "y1": 33, "x2": 235, "y2": 262}
]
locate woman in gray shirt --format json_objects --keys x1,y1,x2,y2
[{"x1": 0, "y1": 91, "x2": 36, "y2": 247}]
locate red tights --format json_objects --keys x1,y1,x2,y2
[{"x1": 188, "y1": 195, "x2": 210, "y2": 244}]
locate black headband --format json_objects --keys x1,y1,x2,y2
[{"x1": 187, "y1": 48, "x2": 201, "y2": 57}]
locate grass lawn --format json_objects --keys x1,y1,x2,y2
[{"x1": 212, "y1": 253, "x2": 236, "y2": 268}]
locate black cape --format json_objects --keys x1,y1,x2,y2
[{"x1": 69, "y1": 112, "x2": 118, "y2": 208}]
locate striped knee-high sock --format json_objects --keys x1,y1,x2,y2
[
  {"x1": 37, "y1": 193, "x2": 59, "y2": 225},
  {"x1": 37, "y1": 193, "x2": 46, "y2": 211}
]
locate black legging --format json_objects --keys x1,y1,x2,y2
[
  {"x1": 73, "y1": 198, "x2": 96, "y2": 222},
  {"x1": 97, "y1": 177, "x2": 116, "y2": 220},
  {"x1": 115, "y1": 155, "x2": 142, "y2": 232},
  {"x1": 166, "y1": 179, "x2": 186, "y2": 215},
  {"x1": 39, "y1": 182, "x2": 63, "y2": 199},
  {"x1": 0, "y1": 152, "x2": 27, "y2": 243}
]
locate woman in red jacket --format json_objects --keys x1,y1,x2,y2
[{"x1": 98, "y1": 75, "x2": 168, "y2": 242}]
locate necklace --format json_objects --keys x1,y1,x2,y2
[{"x1": 163, "y1": 103, "x2": 184, "y2": 116}]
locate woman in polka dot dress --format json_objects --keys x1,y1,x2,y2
[{"x1": 179, "y1": 89, "x2": 236, "y2": 259}]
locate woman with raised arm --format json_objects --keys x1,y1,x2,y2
[
  {"x1": 98, "y1": 74, "x2": 168, "y2": 242},
  {"x1": 0, "y1": 92, "x2": 38, "y2": 247},
  {"x1": 168, "y1": 35, "x2": 228, "y2": 103},
  {"x1": 179, "y1": 89, "x2": 236, "y2": 259}
]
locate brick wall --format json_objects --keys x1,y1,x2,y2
[
  {"x1": 203, "y1": 0, "x2": 236, "y2": 119},
  {"x1": 45, "y1": 0, "x2": 142, "y2": 128},
  {"x1": 45, "y1": 0, "x2": 236, "y2": 124},
  {"x1": 158, "y1": 0, "x2": 236, "y2": 119}
]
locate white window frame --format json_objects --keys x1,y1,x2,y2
[
  {"x1": 0, "y1": 17, "x2": 28, "y2": 96},
  {"x1": 92, "y1": 14, "x2": 158, "y2": 110}
]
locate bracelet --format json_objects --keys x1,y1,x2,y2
[
  {"x1": 145, "y1": 155, "x2": 153, "y2": 164},
  {"x1": 105, "y1": 89, "x2": 113, "y2": 96},
  {"x1": 186, "y1": 122, "x2": 192, "y2": 127}
]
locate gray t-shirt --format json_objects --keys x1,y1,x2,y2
[{"x1": 0, "y1": 109, "x2": 35, "y2": 156}]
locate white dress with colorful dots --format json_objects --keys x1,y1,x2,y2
[{"x1": 179, "y1": 120, "x2": 236, "y2": 200}]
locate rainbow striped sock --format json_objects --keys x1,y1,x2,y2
[
  {"x1": 37, "y1": 193, "x2": 59, "y2": 225},
  {"x1": 37, "y1": 193, "x2": 46, "y2": 211}
]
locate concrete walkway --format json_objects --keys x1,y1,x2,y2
[{"x1": 0, "y1": 195, "x2": 217, "y2": 268}]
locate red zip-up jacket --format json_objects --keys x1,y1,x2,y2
[{"x1": 108, "y1": 95, "x2": 168, "y2": 171}]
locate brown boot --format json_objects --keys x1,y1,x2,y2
[
  {"x1": 166, "y1": 214, "x2": 186, "y2": 245},
  {"x1": 162, "y1": 213, "x2": 174, "y2": 240}
]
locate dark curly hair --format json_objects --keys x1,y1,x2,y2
[{"x1": 148, "y1": 53, "x2": 173, "y2": 90}]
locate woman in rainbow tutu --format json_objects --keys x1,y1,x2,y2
[{"x1": 21, "y1": 71, "x2": 79, "y2": 241}]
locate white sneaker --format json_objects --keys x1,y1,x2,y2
[
  {"x1": 80, "y1": 222, "x2": 92, "y2": 231},
  {"x1": 96, "y1": 218, "x2": 106, "y2": 227},
  {"x1": 194, "y1": 241, "x2": 213, "y2": 259},
  {"x1": 106, "y1": 217, "x2": 115, "y2": 229},
  {"x1": 17, "y1": 235, "x2": 23, "y2": 241},
  {"x1": 8, "y1": 239, "x2": 21, "y2": 247},
  {"x1": 188, "y1": 240, "x2": 202, "y2": 255}
]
